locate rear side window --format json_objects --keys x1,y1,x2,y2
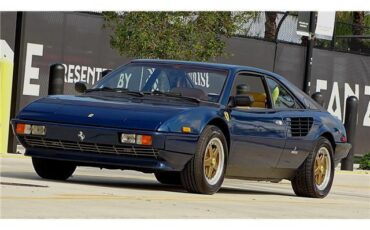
[{"x1": 265, "y1": 77, "x2": 301, "y2": 109}]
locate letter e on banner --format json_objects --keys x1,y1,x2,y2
[{"x1": 23, "y1": 43, "x2": 43, "y2": 96}]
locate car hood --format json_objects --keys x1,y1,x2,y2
[{"x1": 17, "y1": 95, "x2": 200, "y2": 131}]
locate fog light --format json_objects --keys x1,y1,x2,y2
[
  {"x1": 121, "y1": 133, "x2": 136, "y2": 144},
  {"x1": 136, "y1": 135, "x2": 152, "y2": 146},
  {"x1": 31, "y1": 125, "x2": 46, "y2": 135},
  {"x1": 16, "y1": 123, "x2": 31, "y2": 135}
]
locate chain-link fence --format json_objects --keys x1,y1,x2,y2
[
  {"x1": 234, "y1": 11, "x2": 370, "y2": 56},
  {"x1": 316, "y1": 21, "x2": 370, "y2": 55}
]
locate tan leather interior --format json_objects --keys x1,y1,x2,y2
[
  {"x1": 248, "y1": 92, "x2": 266, "y2": 108},
  {"x1": 236, "y1": 91, "x2": 267, "y2": 109}
]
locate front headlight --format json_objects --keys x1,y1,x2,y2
[
  {"x1": 120, "y1": 134, "x2": 136, "y2": 144},
  {"x1": 31, "y1": 125, "x2": 46, "y2": 135}
]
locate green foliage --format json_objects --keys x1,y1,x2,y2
[
  {"x1": 359, "y1": 152, "x2": 370, "y2": 170},
  {"x1": 103, "y1": 12, "x2": 255, "y2": 61}
]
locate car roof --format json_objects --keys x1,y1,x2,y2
[{"x1": 131, "y1": 59, "x2": 282, "y2": 78}]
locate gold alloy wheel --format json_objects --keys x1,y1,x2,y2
[
  {"x1": 314, "y1": 147, "x2": 331, "y2": 190},
  {"x1": 203, "y1": 137, "x2": 224, "y2": 185}
]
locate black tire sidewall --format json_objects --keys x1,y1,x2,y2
[
  {"x1": 154, "y1": 172, "x2": 182, "y2": 185},
  {"x1": 312, "y1": 138, "x2": 335, "y2": 197},
  {"x1": 32, "y1": 157, "x2": 76, "y2": 180},
  {"x1": 195, "y1": 126, "x2": 228, "y2": 194}
]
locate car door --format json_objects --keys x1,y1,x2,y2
[
  {"x1": 264, "y1": 77, "x2": 315, "y2": 171},
  {"x1": 226, "y1": 73, "x2": 287, "y2": 179}
]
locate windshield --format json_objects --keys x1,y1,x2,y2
[{"x1": 93, "y1": 63, "x2": 228, "y2": 102}]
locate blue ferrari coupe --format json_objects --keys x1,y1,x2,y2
[{"x1": 12, "y1": 59, "x2": 351, "y2": 198}]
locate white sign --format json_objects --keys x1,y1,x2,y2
[
  {"x1": 315, "y1": 12, "x2": 336, "y2": 40},
  {"x1": 23, "y1": 43, "x2": 43, "y2": 96},
  {"x1": 315, "y1": 79, "x2": 370, "y2": 127},
  {"x1": 0, "y1": 39, "x2": 14, "y2": 61}
]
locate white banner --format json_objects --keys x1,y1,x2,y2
[{"x1": 315, "y1": 12, "x2": 336, "y2": 40}]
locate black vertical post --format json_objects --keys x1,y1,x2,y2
[
  {"x1": 8, "y1": 12, "x2": 25, "y2": 153},
  {"x1": 311, "y1": 92, "x2": 324, "y2": 107},
  {"x1": 330, "y1": 15, "x2": 337, "y2": 50},
  {"x1": 303, "y1": 11, "x2": 317, "y2": 95},
  {"x1": 341, "y1": 96, "x2": 359, "y2": 171},
  {"x1": 48, "y1": 64, "x2": 65, "y2": 95}
]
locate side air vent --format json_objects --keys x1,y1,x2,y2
[{"x1": 286, "y1": 117, "x2": 313, "y2": 137}]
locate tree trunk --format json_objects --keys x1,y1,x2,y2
[
  {"x1": 350, "y1": 11, "x2": 365, "y2": 52},
  {"x1": 265, "y1": 12, "x2": 278, "y2": 41}
]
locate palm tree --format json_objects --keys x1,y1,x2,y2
[
  {"x1": 351, "y1": 11, "x2": 365, "y2": 51},
  {"x1": 264, "y1": 12, "x2": 277, "y2": 41}
]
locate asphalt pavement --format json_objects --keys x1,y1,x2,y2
[{"x1": 1, "y1": 156, "x2": 369, "y2": 218}]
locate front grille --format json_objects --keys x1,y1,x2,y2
[
  {"x1": 22, "y1": 136, "x2": 159, "y2": 158},
  {"x1": 287, "y1": 117, "x2": 314, "y2": 137}
]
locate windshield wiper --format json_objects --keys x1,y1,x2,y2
[
  {"x1": 86, "y1": 87, "x2": 144, "y2": 97},
  {"x1": 145, "y1": 90, "x2": 200, "y2": 103},
  {"x1": 85, "y1": 87, "x2": 115, "y2": 92}
]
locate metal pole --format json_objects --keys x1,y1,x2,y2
[
  {"x1": 7, "y1": 12, "x2": 25, "y2": 153},
  {"x1": 272, "y1": 11, "x2": 289, "y2": 73},
  {"x1": 48, "y1": 64, "x2": 65, "y2": 95},
  {"x1": 341, "y1": 96, "x2": 359, "y2": 171},
  {"x1": 303, "y1": 11, "x2": 317, "y2": 95}
]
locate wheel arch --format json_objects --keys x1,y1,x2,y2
[
  {"x1": 206, "y1": 118, "x2": 230, "y2": 152},
  {"x1": 320, "y1": 132, "x2": 336, "y2": 154}
]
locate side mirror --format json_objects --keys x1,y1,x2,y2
[
  {"x1": 75, "y1": 81, "x2": 87, "y2": 93},
  {"x1": 228, "y1": 95, "x2": 255, "y2": 107},
  {"x1": 101, "y1": 69, "x2": 112, "y2": 78}
]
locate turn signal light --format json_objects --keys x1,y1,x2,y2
[
  {"x1": 340, "y1": 136, "x2": 347, "y2": 143},
  {"x1": 182, "y1": 126, "x2": 191, "y2": 133},
  {"x1": 136, "y1": 135, "x2": 152, "y2": 146},
  {"x1": 16, "y1": 123, "x2": 31, "y2": 135}
]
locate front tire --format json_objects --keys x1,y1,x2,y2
[
  {"x1": 291, "y1": 137, "x2": 334, "y2": 198},
  {"x1": 32, "y1": 157, "x2": 76, "y2": 180},
  {"x1": 180, "y1": 125, "x2": 228, "y2": 194}
]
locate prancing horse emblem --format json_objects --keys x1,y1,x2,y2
[{"x1": 78, "y1": 131, "x2": 85, "y2": 142}]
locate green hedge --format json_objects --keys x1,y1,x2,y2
[{"x1": 359, "y1": 152, "x2": 370, "y2": 170}]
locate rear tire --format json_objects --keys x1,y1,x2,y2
[
  {"x1": 32, "y1": 157, "x2": 76, "y2": 180},
  {"x1": 291, "y1": 137, "x2": 334, "y2": 198},
  {"x1": 154, "y1": 172, "x2": 182, "y2": 185},
  {"x1": 180, "y1": 125, "x2": 228, "y2": 195}
]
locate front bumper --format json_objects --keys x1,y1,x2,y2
[
  {"x1": 334, "y1": 142, "x2": 352, "y2": 166},
  {"x1": 11, "y1": 119, "x2": 199, "y2": 172}
]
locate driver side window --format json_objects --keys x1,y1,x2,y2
[{"x1": 232, "y1": 74, "x2": 271, "y2": 110}]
